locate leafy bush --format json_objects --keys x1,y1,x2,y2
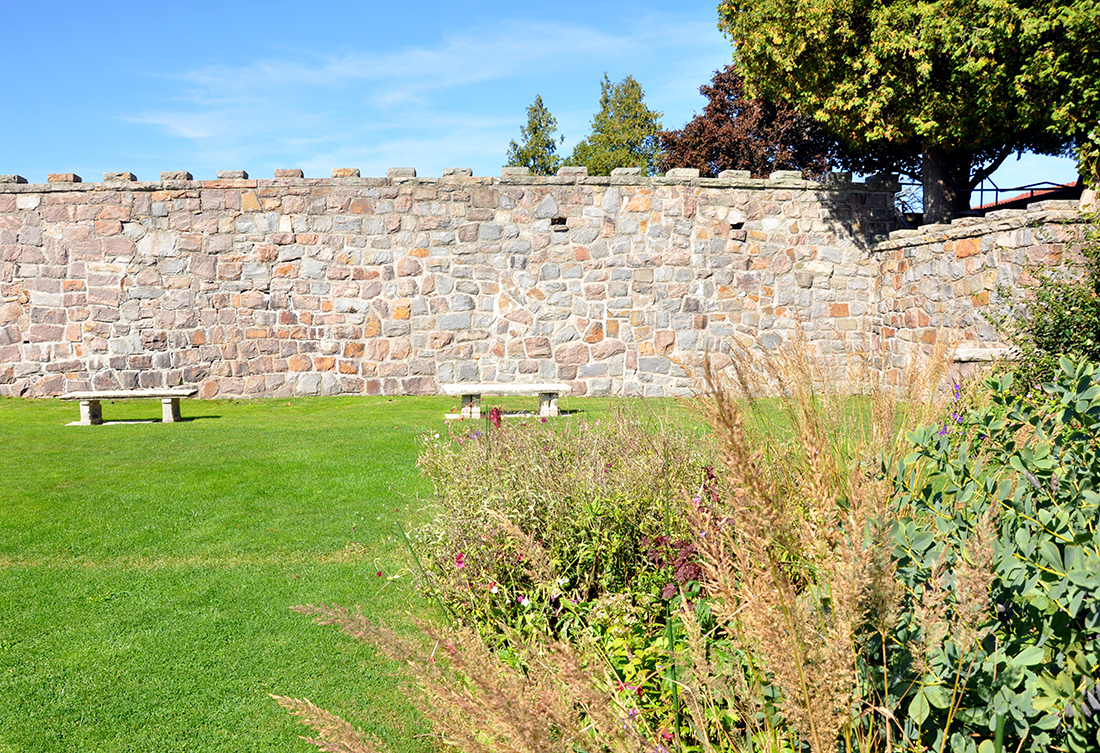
[
  {"x1": 888, "y1": 356, "x2": 1100, "y2": 753},
  {"x1": 992, "y1": 218, "x2": 1100, "y2": 391}
]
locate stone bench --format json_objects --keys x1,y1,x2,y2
[
  {"x1": 60, "y1": 388, "x2": 199, "y2": 425},
  {"x1": 440, "y1": 382, "x2": 573, "y2": 419}
]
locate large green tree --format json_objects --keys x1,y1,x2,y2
[
  {"x1": 569, "y1": 74, "x2": 664, "y2": 176},
  {"x1": 506, "y1": 95, "x2": 564, "y2": 176},
  {"x1": 718, "y1": 0, "x2": 1099, "y2": 222}
]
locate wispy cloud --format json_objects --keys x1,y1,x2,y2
[{"x1": 126, "y1": 15, "x2": 732, "y2": 176}]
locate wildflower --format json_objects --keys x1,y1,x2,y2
[
  {"x1": 376, "y1": 571, "x2": 383, "y2": 577},
  {"x1": 540, "y1": 417, "x2": 548, "y2": 423},
  {"x1": 489, "y1": 406, "x2": 502, "y2": 429},
  {"x1": 455, "y1": 552, "x2": 466, "y2": 569},
  {"x1": 518, "y1": 595, "x2": 531, "y2": 607},
  {"x1": 938, "y1": 424, "x2": 950, "y2": 436},
  {"x1": 489, "y1": 582, "x2": 499, "y2": 594}
]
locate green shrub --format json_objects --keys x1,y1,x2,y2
[
  {"x1": 992, "y1": 218, "x2": 1100, "y2": 392},
  {"x1": 888, "y1": 356, "x2": 1100, "y2": 753}
]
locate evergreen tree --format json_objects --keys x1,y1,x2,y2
[
  {"x1": 569, "y1": 74, "x2": 664, "y2": 176},
  {"x1": 505, "y1": 95, "x2": 563, "y2": 176}
]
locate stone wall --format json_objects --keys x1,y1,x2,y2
[
  {"x1": 0, "y1": 166, "x2": 1088, "y2": 399},
  {"x1": 871, "y1": 200, "x2": 1088, "y2": 381}
]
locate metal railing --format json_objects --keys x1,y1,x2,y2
[{"x1": 971, "y1": 179, "x2": 1075, "y2": 210}]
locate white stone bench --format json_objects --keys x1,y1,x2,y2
[
  {"x1": 60, "y1": 388, "x2": 199, "y2": 425},
  {"x1": 441, "y1": 382, "x2": 573, "y2": 419}
]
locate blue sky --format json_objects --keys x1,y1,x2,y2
[{"x1": 1, "y1": 1, "x2": 1079, "y2": 191}]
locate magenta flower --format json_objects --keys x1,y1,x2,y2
[{"x1": 455, "y1": 552, "x2": 466, "y2": 569}]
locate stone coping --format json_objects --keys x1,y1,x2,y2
[
  {"x1": 60, "y1": 388, "x2": 199, "y2": 400},
  {"x1": 0, "y1": 174, "x2": 898, "y2": 194},
  {"x1": 441, "y1": 382, "x2": 574, "y2": 396},
  {"x1": 872, "y1": 202, "x2": 1087, "y2": 252},
  {"x1": 953, "y1": 347, "x2": 1014, "y2": 363}
]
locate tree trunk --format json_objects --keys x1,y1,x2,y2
[{"x1": 922, "y1": 142, "x2": 957, "y2": 224}]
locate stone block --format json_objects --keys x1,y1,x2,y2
[
  {"x1": 501, "y1": 167, "x2": 529, "y2": 176},
  {"x1": 274, "y1": 169, "x2": 304, "y2": 178},
  {"x1": 161, "y1": 171, "x2": 193, "y2": 181},
  {"x1": 665, "y1": 168, "x2": 700, "y2": 179},
  {"x1": 718, "y1": 170, "x2": 751, "y2": 179},
  {"x1": 332, "y1": 168, "x2": 360, "y2": 178},
  {"x1": 47, "y1": 174, "x2": 81, "y2": 183},
  {"x1": 0, "y1": 175, "x2": 27, "y2": 184},
  {"x1": 443, "y1": 168, "x2": 473, "y2": 177},
  {"x1": 387, "y1": 167, "x2": 416, "y2": 178},
  {"x1": 217, "y1": 170, "x2": 249, "y2": 179},
  {"x1": 610, "y1": 167, "x2": 641, "y2": 176},
  {"x1": 557, "y1": 166, "x2": 588, "y2": 177},
  {"x1": 103, "y1": 172, "x2": 137, "y2": 182},
  {"x1": 768, "y1": 170, "x2": 803, "y2": 180}
]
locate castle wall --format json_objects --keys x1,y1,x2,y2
[{"x1": 0, "y1": 167, "x2": 1088, "y2": 399}]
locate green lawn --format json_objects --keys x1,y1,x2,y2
[{"x1": 0, "y1": 394, "x2": 691, "y2": 753}]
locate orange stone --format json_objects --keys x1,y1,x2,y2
[
  {"x1": 313, "y1": 356, "x2": 336, "y2": 371},
  {"x1": 955, "y1": 238, "x2": 982, "y2": 259},
  {"x1": 410, "y1": 247, "x2": 429, "y2": 258},
  {"x1": 287, "y1": 354, "x2": 312, "y2": 371}
]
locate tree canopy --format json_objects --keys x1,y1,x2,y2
[
  {"x1": 569, "y1": 74, "x2": 664, "y2": 176},
  {"x1": 505, "y1": 95, "x2": 564, "y2": 176},
  {"x1": 718, "y1": 0, "x2": 1099, "y2": 221},
  {"x1": 659, "y1": 65, "x2": 843, "y2": 178}
]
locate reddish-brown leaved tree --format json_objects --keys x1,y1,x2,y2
[{"x1": 660, "y1": 66, "x2": 844, "y2": 179}]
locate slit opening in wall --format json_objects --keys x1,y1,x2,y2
[
  {"x1": 730, "y1": 221, "x2": 744, "y2": 230},
  {"x1": 550, "y1": 217, "x2": 567, "y2": 227}
]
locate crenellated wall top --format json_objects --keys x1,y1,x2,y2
[{"x1": 0, "y1": 166, "x2": 901, "y2": 195}]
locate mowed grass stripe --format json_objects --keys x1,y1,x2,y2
[{"x1": 0, "y1": 395, "x2": 448, "y2": 753}]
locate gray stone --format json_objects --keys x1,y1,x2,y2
[
  {"x1": 443, "y1": 167, "x2": 473, "y2": 177},
  {"x1": 217, "y1": 170, "x2": 249, "y2": 179},
  {"x1": 718, "y1": 170, "x2": 751, "y2": 179},
  {"x1": 439, "y1": 312, "x2": 471, "y2": 330},
  {"x1": 103, "y1": 172, "x2": 137, "y2": 182},
  {"x1": 388, "y1": 167, "x2": 416, "y2": 178},
  {"x1": 501, "y1": 167, "x2": 529, "y2": 176},
  {"x1": 0, "y1": 175, "x2": 27, "y2": 184},
  {"x1": 768, "y1": 170, "x2": 803, "y2": 181},
  {"x1": 160, "y1": 171, "x2": 193, "y2": 181},
  {"x1": 610, "y1": 167, "x2": 641, "y2": 176},
  {"x1": 557, "y1": 166, "x2": 588, "y2": 177},
  {"x1": 535, "y1": 195, "x2": 559, "y2": 219},
  {"x1": 274, "y1": 169, "x2": 304, "y2": 178},
  {"x1": 664, "y1": 168, "x2": 700, "y2": 179}
]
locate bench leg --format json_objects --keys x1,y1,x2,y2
[
  {"x1": 461, "y1": 394, "x2": 481, "y2": 419},
  {"x1": 79, "y1": 399, "x2": 103, "y2": 426},
  {"x1": 161, "y1": 397, "x2": 182, "y2": 423},
  {"x1": 539, "y1": 392, "x2": 559, "y2": 417}
]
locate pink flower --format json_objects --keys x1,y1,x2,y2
[{"x1": 455, "y1": 552, "x2": 466, "y2": 569}]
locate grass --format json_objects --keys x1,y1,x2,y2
[{"x1": 0, "y1": 393, "x2": 692, "y2": 753}]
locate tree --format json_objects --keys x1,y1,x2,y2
[
  {"x1": 718, "y1": 0, "x2": 1098, "y2": 222},
  {"x1": 506, "y1": 95, "x2": 564, "y2": 176},
  {"x1": 659, "y1": 65, "x2": 844, "y2": 178},
  {"x1": 569, "y1": 74, "x2": 664, "y2": 176}
]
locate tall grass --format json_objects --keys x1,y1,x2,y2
[{"x1": 283, "y1": 337, "x2": 964, "y2": 753}]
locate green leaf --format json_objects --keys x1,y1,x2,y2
[
  {"x1": 1011, "y1": 646, "x2": 1045, "y2": 666},
  {"x1": 924, "y1": 683, "x2": 953, "y2": 709},
  {"x1": 909, "y1": 688, "x2": 931, "y2": 725}
]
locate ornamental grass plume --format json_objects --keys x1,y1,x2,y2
[
  {"x1": 690, "y1": 331, "x2": 954, "y2": 752},
  {"x1": 284, "y1": 603, "x2": 656, "y2": 753}
]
